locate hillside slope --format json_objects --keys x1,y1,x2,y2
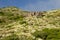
[{"x1": 0, "y1": 7, "x2": 60, "y2": 40}]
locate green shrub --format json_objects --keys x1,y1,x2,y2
[
  {"x1": 32, "y1": 28, "x2": 60, "y2": 40},
  {"x1": 0, "y1": 20, "x2": 3, "y2": 23},
  {"x1": 1, "y1": 34, "x2": 19, "y2": 40},
  {"x1": 19, "y1": 35, "x2": 34, "y2": 40},
  {"x1": 0, "y1": 12, "x2": 4, "y2": 15}
]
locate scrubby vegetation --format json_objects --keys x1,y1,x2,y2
[
  {"x1": 0, "y1": 7, "x2": 60, "y2": 40},
  {"x1": 33, "y1": 28, "x2": 60, "y2": 40}
]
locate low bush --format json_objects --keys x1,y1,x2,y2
[{"x1": 32, "y1": 28, "x2": 60, "y2": 40}]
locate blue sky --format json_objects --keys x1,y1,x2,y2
[{"x1": 0, "y1": 0, "x2": 60, "y2": 11}]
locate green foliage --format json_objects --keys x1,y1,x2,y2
[
  {"x1": 32, "y1": 28, "x2": 60, "y2": 40},
  {"x1": 19, "y1": 21, "x2": 26, "y2": 24},
  {"x1": 0, "y1": 12, "x2": 4, "y2": 15},
  {"x1": 0, "y1": 20, "x2": 3, "y2": 23},
  {"x1": 19, "y1": 35, "x2": 34, "y2": 40},
  {"x1": 1, "y1": 34, "x2": 19, "y2": 40}
]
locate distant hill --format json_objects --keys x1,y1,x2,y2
[{"x1": 0, "y1": 7, "x2": 60, "y2": 40}]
